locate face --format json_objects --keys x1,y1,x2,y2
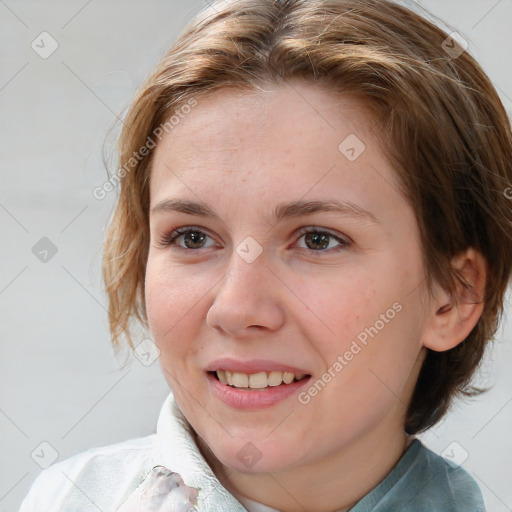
[{"x1": 145, "y1": 81, "x2": 431, "y2": 474}]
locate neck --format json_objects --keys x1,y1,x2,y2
[{"x1": 198, "y1": 414, "x2": 413, "y2": 512}]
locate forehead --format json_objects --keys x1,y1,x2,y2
[
  {"x1": 152, "y1": 82, "x2": 371, "y2": 169},
  {"x1": 149, "y1": 81, "x2": 404, "y2": 220}
]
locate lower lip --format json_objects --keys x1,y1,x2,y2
[{"x1": 206, "y1": 372, "x2": 311, "y2": 409}]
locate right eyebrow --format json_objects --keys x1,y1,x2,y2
[{"x1": 150, "y1": 199, "x2": 217, "y2": 218}]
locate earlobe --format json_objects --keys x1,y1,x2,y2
[{"x1": 423, "y1": 248, "x2": 487, "y2": 352}]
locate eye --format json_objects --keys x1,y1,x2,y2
[
  {"x1": 157, "y1": 227, "x2": 218, "y2": 252},
  {"x1": 295, "y1": 227, "x2": 350, "y2": 253},
  {"x1": 157, "y1": 226, "x2": 351, "y2": 254}
]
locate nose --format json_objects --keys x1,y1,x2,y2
[{"x1": 206, "y1": 250, "x2": 286, "y2": 338}]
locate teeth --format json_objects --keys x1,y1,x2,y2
[
  {"x1": 215, "y1": 370, "x2": 308, "y2": 389},
  {"x1": 283, "y1": 372, "x2": 294, "y2": 384},
  {"x1": 249, "y1": 372, "x2": 268, "y2": 389},
  {"x1": 232, "y1": 372, "x2": 248, "y2": 387},
  {"x1": 268, "y1": 371, "x2": 283, "y2": 387}
]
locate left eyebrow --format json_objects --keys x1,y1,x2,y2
[
  {"x1": 150, "y1": 198, "x2": 379, "y2": 225},
  {"x1": 270, "y1": 199, "x2": 379, "y2": 225}
]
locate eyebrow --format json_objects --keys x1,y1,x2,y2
[{"x1": 151, "y1": 198, "x2": 379, "y2": 225}]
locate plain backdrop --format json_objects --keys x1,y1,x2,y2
[{"x1": 1, "y1": 1, "x2": 511, "y2": 511}]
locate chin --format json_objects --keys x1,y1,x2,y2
[{"x1": 208, "y1": 437, "x2": 300, "y2": 474}]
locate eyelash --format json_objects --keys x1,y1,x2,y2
[{"x1": 157, "y1": 226, "x2": 351, "y2": 254}]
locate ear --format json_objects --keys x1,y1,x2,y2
[{"x1": 422, "y1": 248, "x2": 487, "y2": 352}]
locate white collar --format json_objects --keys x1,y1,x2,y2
[{"x1": 154, "y1": 391, "x2": 248, "y2": 511}]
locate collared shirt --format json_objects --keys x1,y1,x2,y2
[{"x1": 19, "y1": 392, "x2": 486, "y2": 511}]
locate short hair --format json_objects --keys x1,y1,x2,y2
[{"x1": 102, "y1": 0, "x2": 512, "y2": 434}]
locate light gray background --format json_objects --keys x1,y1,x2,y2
[{"x1": 1, "y1": 1, "x2": 511, "y2": 511}]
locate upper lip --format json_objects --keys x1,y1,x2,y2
[{"x1": 206, "y1": 358, "x2": 311, "y2": 375}]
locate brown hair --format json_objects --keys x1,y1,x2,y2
[{"x1": 102, "y1": 0, "x2": 512, "y2": 434}]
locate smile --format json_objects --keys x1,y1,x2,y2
[
  {"x1": 206, "y1": 370, "x2": 312, "y2": 409},
  {"x1": 213, "y1": 370, "x2": 308, "y2": 390}
]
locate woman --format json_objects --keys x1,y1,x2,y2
[{"x1": 20, "y1": 0, "x2": 512, "y2": 510}]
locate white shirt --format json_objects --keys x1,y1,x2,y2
[{"x1": 19, "y1": 391, "x2": 248, "y2": 511}]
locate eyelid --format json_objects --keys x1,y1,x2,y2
[{"x1": 295, "y1": 226, "x2": 352, "y2": 245}]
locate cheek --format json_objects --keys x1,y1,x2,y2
[
  {"x1": 294, "y1": 272, "x2": 392, "y2": 356},
  {"x1": 145, "y1": 259, "x2": 211, "y2": 396},
  {"x1": 144, "y1": 257, "x2": 206, "y2": 344},
  {"x1": 298, "y1": 269, "x2": 421, "y2": 389},
  {"x1": 330, "y1": 302, "x2": 422, "y2": 418}
]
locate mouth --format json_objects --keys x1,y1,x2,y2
[
  {"x1": 205, "y1": 358, "x2": 313, "y2": 408},
  {"x1": 208, "y1": 370, "x2": 311, "y2": 391}
]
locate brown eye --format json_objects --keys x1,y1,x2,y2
[
  {"x1": 304, "y1": 232, "x2": 331, "y2": 250},
  {"x1": 180, "y1": 230, "x2": 207, "y2": 249},
  {"x1": 158, "y1": 227, "x2": 218, "y2": 251},
  {"x1": 296, "y1": 228, "x2": 350, "y2": 253}
]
